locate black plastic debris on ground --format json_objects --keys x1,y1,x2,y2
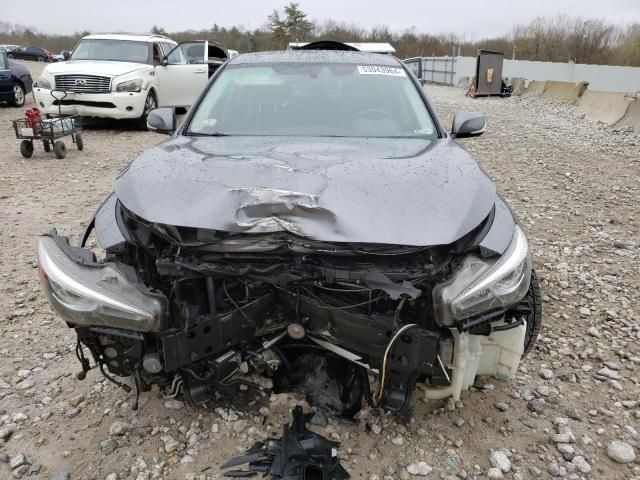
[{"x1": 221, "y1": 406, "x2": 349, "y2": 480}]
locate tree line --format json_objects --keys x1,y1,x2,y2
[{"x1": 1, "y1": 4, "x2": 639, "y2": 67}]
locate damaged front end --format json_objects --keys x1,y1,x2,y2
[{"x1": 37, "y1": 198, "x2": 540, "y2": 417}]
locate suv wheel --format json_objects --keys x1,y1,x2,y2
[
  {"x1": 137, "y1": 91, "x2": 157, "y2": 130},
  {"x1": 12, "y1": 83, "x2": 26, "y2": 107},
  {"x1": 7, "y1": 53, "x2": 14, "y2": 59},
  {"x1": 37, "y1": 56, "x2": 45, "y2": 62}
]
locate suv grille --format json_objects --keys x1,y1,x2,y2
[{"x1": 54, "y1": 75, "x2": 111, "y2": 93}]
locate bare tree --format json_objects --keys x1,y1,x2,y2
[{"x1": 1, "y1": 14, "x2": 638, "y2": 66}]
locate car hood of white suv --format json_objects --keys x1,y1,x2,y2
[{"x1": 43, "y1": 60, "x2": 150, "y2": 77}]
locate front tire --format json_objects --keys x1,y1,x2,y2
[
  {"x1": 7, "y1": 53, "x2": 14, "y2": 59},
  {"x1": 37, "y1": 56, "x2": 44, "y2": 62},
  {"x1": 75, "y1": 133, "x2": 84, "y2": 151},
  {"x1": 137, "y1": 91, "x2": 157, "y2": 130},
  {"x1": 12, "y1": 83, "x2": 26, "y2": 107}
]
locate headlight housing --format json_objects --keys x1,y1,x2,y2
[
  {"x1": 115, "y1": 78, "x2": 143, "y2": 93},
  {"x1": 35, "y1": 75, "x2": 52, "y2": 89},
  {"x1": 433, "y1": 226, "x2": 531, "y2": 326},
  {"x1": 37, "y1": 234, "x2": 166, "y2": 332}
]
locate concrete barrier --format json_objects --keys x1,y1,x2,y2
[
  {"x1": 456, "y1": 76, "x2": 470, "y2": 88},
  {"x1": 541, "y1": 81, "x2": 588, "y2": 103},
  {"x1": 493, "y1": 73, "x2": 638, "y2": 132},
  {"x1": 523, "y1": 80, "x2": 546, "y2": 97},
  {"x1": 575, "y1": 90, "x2": 634, "y2": 125},
  {"x1": 614, "y1": 98, "x2": 640, "y2": 131},
  {"x1": 510, "y1": 77, "x2": 526, "y2": 96}
]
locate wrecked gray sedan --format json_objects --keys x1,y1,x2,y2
[{"x1": 37, "y1": 49, "x2": 541, "y2": 416}]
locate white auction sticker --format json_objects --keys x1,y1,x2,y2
[{"x1": 357, "y1": 65, "x2": 406, "y2": 77}]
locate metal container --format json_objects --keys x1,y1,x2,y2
[{"x1": 474, "y1": 50, "x2": 504, "y2": 96}]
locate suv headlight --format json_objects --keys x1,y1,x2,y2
[
  {"x1": 37, "y1": 234, "x2": 166, "y2": 332},
  {"x1": 35, "y1": 75, "x2": 52, "y2": 89},
  {"x1": 115, "y1": 78, "x2": 143, "y2": 93},
  {"x1": 433, "y1": 226, "x2": 531, "y2": 326}
]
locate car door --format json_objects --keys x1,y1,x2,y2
[
  {"x1": 0, "y1": 53, "x2": 12, "y2": 100},
  {"x1": 11, "y1": 47, "x2": 25, "y2": 60},
  {"x1": 154, "y1": 41, "x2": 209, "y2": 108}
]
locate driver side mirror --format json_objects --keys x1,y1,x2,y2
[
  {"x1": 147, "y1": 107, "x2": 176, "y2": 134},
  {"x1": 62, "y1": 50, "x2": 70, "y2": 60},
  {"x1": 451, "y1": 112, "x2": 486, "y2": 138},
  {"x1": 161, "y1": 56, "x2": 168, "y2": 66}
]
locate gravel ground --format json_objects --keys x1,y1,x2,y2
[{"x1": 1, "y1": 62, "x2": 639, "y2": 480}]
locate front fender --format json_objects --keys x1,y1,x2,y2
[
  {"x1": 9, "y1": 64, "x2": 33, "y2": 93},
  {"x1": 81, "y1": 192, "x2": 126, "y2": 251},
  {"x1": 476, "y1": 195, "x2": 516, "y2": 256}
]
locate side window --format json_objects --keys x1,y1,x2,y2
[
  {"x1": 184, "y1": 43, "x2": 205, "y2": 64},
  {"x1": 163, "y1": 42, "x2": 206, "y2": 65},
  {"x1": 405, "y1": 60, "x2": 421, "y2": 79},
  {"x1": 152, "y1": 43, "x2": 163, "y2": 66},
  {"x1": 161, "y1": 42, "x2": 175, "y2": 57},
  {"x1": 0, "y1": 54, "x2": 6, "y2": 70},
  {"x1": 164, "y1": 44, "x2": 185, "y2": 65}
]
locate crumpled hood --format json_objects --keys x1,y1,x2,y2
[
  {"x1": 115, "y1": 136, "x2": 496, "y2": 246},
  {"x1": 43, "y1": 60, "x2": 150, "y2": 77}
]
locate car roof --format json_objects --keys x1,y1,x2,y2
[
  {"x1": 229, "y1": 50, "x2": 403, "y2": 67},
  {"x1": 82, "y1": 34, "x2": 176, "y2": 43}
]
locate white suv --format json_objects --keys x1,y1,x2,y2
[{"x1": 33, "y1": 34, "x2": 228, "y2": 127}]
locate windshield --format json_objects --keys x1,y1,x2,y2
[
  {"x1": 70, "y1": 39, "x2": 149, "y2": 63},
  {"x1": 188, "y1": 63, "x2": 437, "y2": 138}
]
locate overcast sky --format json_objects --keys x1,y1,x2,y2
[{"x1": 2, "y1": 0, "x2": 639, "y2": 38}]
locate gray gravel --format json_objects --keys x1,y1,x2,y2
[{"x1": 0, "y1": 66, "x2": 639, "y2": 479}]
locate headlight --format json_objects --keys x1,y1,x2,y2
[
  {"x1": 37, "y1": 235, "x2": 166, "y2": 332},
  {"x1": 433, "y1": 226, "x2": 531, "y2": 326},
  {"x1": 115, "y1": 78, "x2": 143, "y2": 93},
  {"x1": 35, "y1": 75, "x2": 52, "y2": 89}
]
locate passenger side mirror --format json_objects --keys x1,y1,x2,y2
[
  {"x1": 147, "y1": 108, "x2": 176, "y2": 134},
  {"x1": 451, "y1": 112, "x2": 486, "y2": 138},
  {"x1": 62, "y1": 50, "x2": 70, "y2": 60}
]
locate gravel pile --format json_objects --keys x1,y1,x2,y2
[{"x1": 0, "y1": 71, "x2": 638, "y2": 479}]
